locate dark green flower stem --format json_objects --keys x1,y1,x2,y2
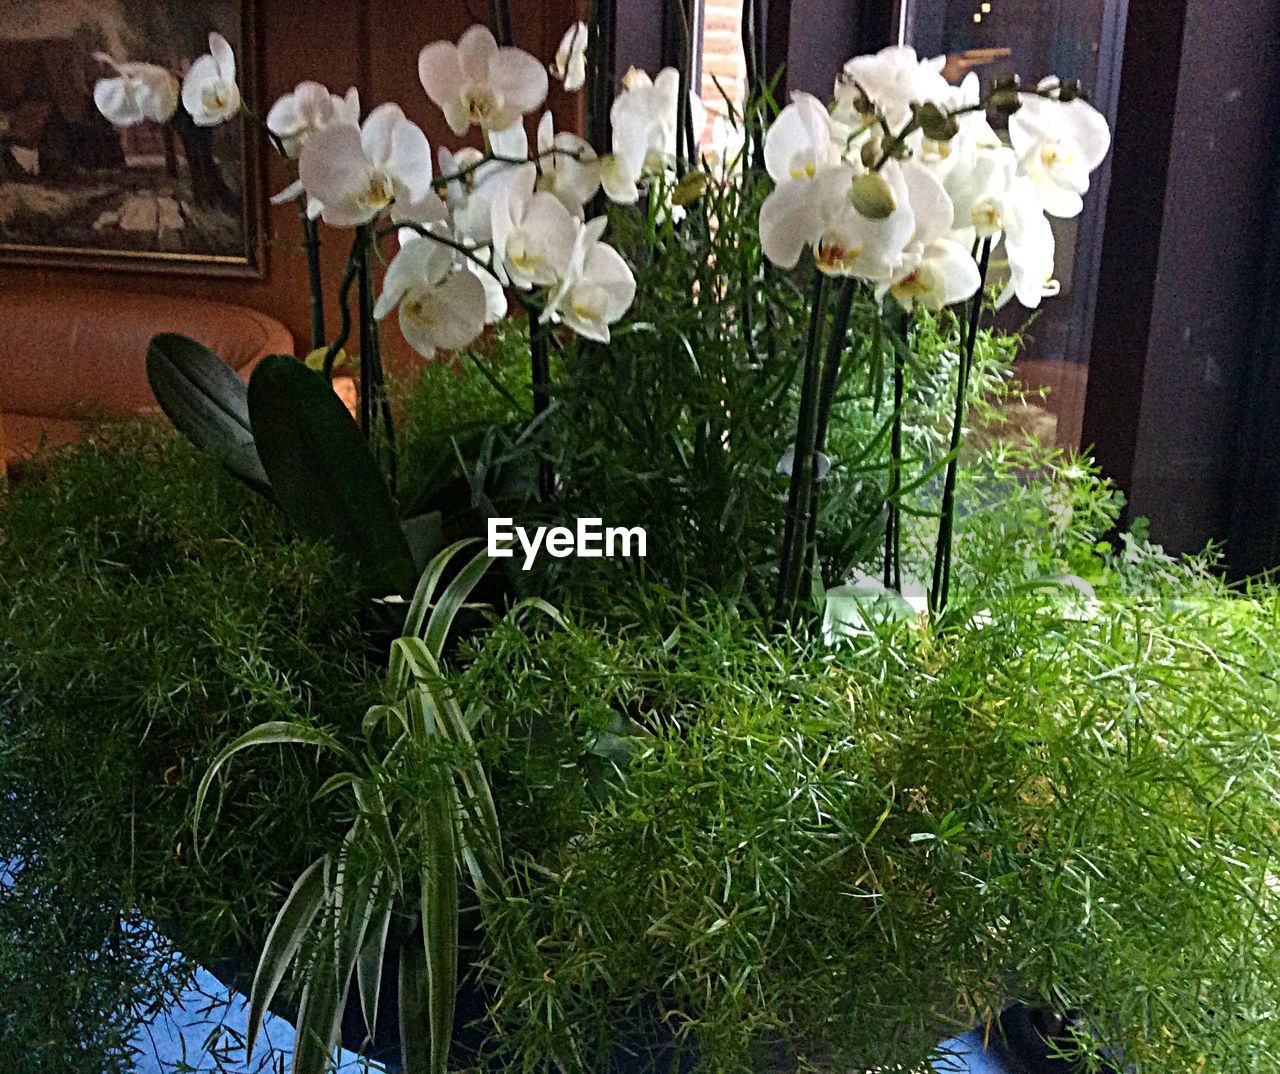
[
  {"x1": 355, "y1": 224, "x2": 396, "y2": 495},
  {"x1": 775, "y1": 270, "x2": 828, "y2": 628},
  {"x1": 489, "y1": 0, "x2": 514, "y2": 46},
  {"x1": 741, "y1": 0, "x2": 766, "y2": 172},
  {"x1": 672, "y1": 0, "x2": 697, "y2": 169},
  {"x1": 529, "y1": 314, "x2": 553, "y2": 502},
  {"x1": 929, "y1": 238, "x2": 993, "y2": 614},
  {"x1": 883, "y1": 305, "x2": 910, "y2": 593},
  {"x1": 587, "y1": 0, "x2": 615, "y2": 150},
  {"x1": 800, "y1": 277, "x2": 859, "y2": 599},
  {"x1": 297, "y1": 200, "x2": 326, "y2": 353},
  {"x1": 322, "y1": 237, "x2": 360, "y2": 380}
]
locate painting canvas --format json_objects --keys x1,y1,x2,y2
[{"x1": 0, "y1": 0, "x2": 261, "y2": 276}]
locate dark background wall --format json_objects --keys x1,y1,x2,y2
[{"x1": 1084, "y1": 0, "x2": 1280, "y2": 559}]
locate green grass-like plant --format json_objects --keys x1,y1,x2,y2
[
  {"x1": 458, "y1": 532, "x2": 1280, "y2": 1073},
  {"x1": 0, "y1": 423, "x2": 383, "y2": 1060}
]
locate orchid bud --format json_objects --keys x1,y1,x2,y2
[
  {"x1": 914, "y1": 102, "x2": 959, "y2": 142},
  {"x1": 990, "y1": 89, "x2": 1022, "y2": 118},
  {"x1": 835, "y1": 74, "x2": 875, "y2": 118},
  {"x1": 621, "y1": 66, "x2": 650, "y2": 91},
  {"x1": 672, "y1": 170, "x2": 708, "y2": 207},
  {"x1": 1056, "y1": 78, "x2": 1084, "y2": 103},
  {"x1": 989, "y1": 74, "x2": 1022, "y2": 118},
  {"x1": 849, "y1": 171, "x2": 897, "y2": 219},
  {"x1": 860, "y1": 138, "x2": 881, "y2": 170}
]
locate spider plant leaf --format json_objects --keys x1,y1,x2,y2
[
  {"x1": 399, "y1": 923, "x2": 432, "y2": 1074},
  {"x1": 419, "y1": 677, "x2": 503, "y2": 893},
  {"x1": 245, "y1": 855, "x2": 329, "y2": 1059},
  {"x1": 291, "y1": 929, "x2": 344, "y2": 1074},
  {"x1": 193, "y1": 722, "x2": 351, "y2": 851},
  {"x1": 398, "y1": 540, "x2": 480, "y2": 676},
  {"x1": 421, "y1": 783, "x2": 459, "y2": 1074},
  {"x1": 356, "y1": 892, "x2": 394, "y2": 1048},
  {"x1": 422, "y1": 546, "x2": 496, "y2": 661}
]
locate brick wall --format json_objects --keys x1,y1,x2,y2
[{"x1": 699, "y1": 0, "x2": 745, "y2": 145}]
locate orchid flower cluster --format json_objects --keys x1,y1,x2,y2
[
  {"x1": 92, "y1": 24, "x2": 720, "y2": 362},
  {"x1": 760, "y1": 46, "x2": 1111, "y2": 312},
  {"x1": 94, "y1": 27, "x2": 1111, "y2": 627}
]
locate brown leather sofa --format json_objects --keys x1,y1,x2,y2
[{"x1": 0, "y1": 288, "x2": 293, "y2": 466}]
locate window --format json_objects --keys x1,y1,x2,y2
[{"x1": 901, "y1": 0, "x2": 1125, "y2": 449}]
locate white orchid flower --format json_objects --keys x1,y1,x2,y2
[
  {"x1": 395, "y1": 222, "x2": 506, "y2": 324},
  {"x1": 835, "y1": 45, "x2": 950, "y2": 131},
  {"x1": 916, "y1": 72, "x2": 987, "y2": 178},
  {"x1": 1009, "y1": 87, "x2": 1111, "y2": 218},
  {"x1": 418, "y1": 25, "x2": 548, "y2": 136},
  {"x1": 758, "y1": 93, "x2": 849, "y2": 268},
  {"x1": 490, "y1": 164, "x2": 578, "y2": 289},
  {"x1": 438, "y1": 145, "x2": 486, "y2": 210},
  {"x1": 469, "y1": 255, "x2": 509, "y2": 323},
  {"x1": 267, "y1": 82, "x2": 359, "y2": 158},
  {"x1": 761, "y1": 161, "x2": 915, "y2": 281},
  {"x1": 488, "y1": 119, "x2": 530, "y2": 160},
  {"x1": 452, "y1": 157, "x2": 528, "y2": 245},
  {"x1": 92, "y1": 55, "x2": 179, "y2": 126},
  {"x1": 181, "y1": 33, "x2": 241, "y2": 127},
  {"x1": 880, "y1": 163, "x2": 979, "y2": 311},
  {"x1": 600, "y1": 66, "x2": 706, "y2": 204},
  {"x1": 551, "y1": 21, "x2": 589, "y2": 92},
  {"x1": 535, "y1": 112, "x2": 600, "y2": 213},
  {"x1": 540, "y1": 216, "x2": 636, "y2": 342},
  {"x1": 374, "y1": 233, "x2": 488, "y2": 359},
  {"x1": 600, "y1": 107, "x2": 649, "y2": 204},
  {"x1": 884, "y1": 238, "x2": 981, "y2": 311},
  {"x1": 944, "y1": 140, "x2": 1019, "y2": 242},
  {"x1": 994, "y1": 176, "x2": 1060, "y2": 309},
  {"x1": 764, "y1": 92, "x2": 840, "y2": 185},
  {"x1": 297, "y1": 103, "x2": 435, "y2": 227},
  {"x1": 814, "y1": 164, "x2": 916, "y2": 280}
]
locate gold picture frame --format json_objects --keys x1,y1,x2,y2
[{"x1": 0, "y1": 0, "x2": 263, "y2": 278}]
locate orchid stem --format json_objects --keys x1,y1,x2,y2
[
  {"x1": 322, "y1": 239, "x2": 360, "y2": 380},
  {"x1": 929, "y1": 238, "x2": 993, "y2": 615},
  {"x1": 775, "y1": 270, "x2": 828, "y2": 628},
  {"x1": 355, "y1": 224, "x2": 396, "y2": 494},
  {"x1": 801, "y1": 277, "x2": 859, "y2": 599},
  {"x1": 741, "y1": 0, "x2": 766, "y2": 172},
  {"x1": 883, "y1": 304, "x2": 909, "y2": 593},
  {"x1": 529, "y1": 315, "x2": 553, "y2": 501},
  {"x1": 297, "y1": 200, "x2": 326, "y2": 354},
  {"x1": 671, "y1": 0, "x2": 698, "y2": 169}
]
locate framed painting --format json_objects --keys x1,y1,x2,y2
[{"x1": 0, "y1": 0, "x2": 262, "y2": 277}]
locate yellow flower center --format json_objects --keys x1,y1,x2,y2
[
  {"x1": 1040, "y1": 139, "x2": 1076, "y2": 174},
  {"x1": 355, "y1": 172, "x2": 394, "y2": 214},
  {"x1": 402, "y1": 296, "x2": 437, "y2": 328},
  {"x1": 923, "y1": 139, "x2": 952, "y2": 163},
  {"x1": 463, "y1": 86, "x2": 500, "y2": 124},
  {"x1": 972, "y1": 200, "x2": 1003, "y2": 234},
  {"x1": 571, "y1": 297, "x2": 602, "y2": 324},
  {"x1": 815, "y1": 239, "x2": 862, "y2": 275},
  {"x1": 789, "y1": 157, "x2": 817, "y2": 181}
]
